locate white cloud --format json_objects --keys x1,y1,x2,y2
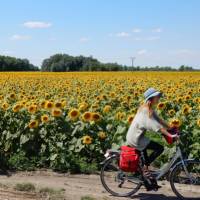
[
  {"x1": 10, "y1": 34, "x2": 31, "y2": 41},
  {"x1": 137, "y1": 49, "x2": 147, "y2": 55},
  {"x1": 49, "y1": 37, "x2": 57, "y2": 41},
  {"x1": 116, "y1": 32, "x2": 130, "y2": 37},
  {"x1": 133, "y1": 36, "x2": 160, "y2": 41},
  {"x1": 133, "y1": 37, "x2": 143, "y2": 41},
  {"x1": 171, "y1": 49, "x2": 193, "y2": 55},
  {"x1": 152, "y1": 28, "x2": 162, "y2": 33},
  {"x1": 23, "y1": 21, "x2": 52, "y2": 29},
  {"x1": 108, "y1": 33, "x2": 113, "y2": 37},
  {"x1": 146, "y1": 36, "x2": 160, "y2": 41},
  {"x1": 1, "y1": 50, "x2": 13, "y2": 55},
  {"x1": 132, "y1": 28, "x2": 142, "y2": 33},
  {"x1": 80, "y1": 37, "x2": 89, "y2": 43}
]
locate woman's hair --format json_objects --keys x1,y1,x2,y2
[{"x1": 139, "y1": 97, "x2": 154, "y2": 117}]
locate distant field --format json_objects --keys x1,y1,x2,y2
[{"x1": 0, "y1": 72, "x2": 199, "y2": 171}]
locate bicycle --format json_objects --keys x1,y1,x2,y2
[{"x1": 100, "y1": 132, "x2": 200, "y2": 199}]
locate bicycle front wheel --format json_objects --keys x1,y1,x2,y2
[
  {"x1": 170, "y1": 159, "x2": 200, "y2": 200},
  {"x1": 100, "y1": 155, "x2": 142, "y2": 197}
]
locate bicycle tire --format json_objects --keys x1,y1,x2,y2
[
  {"x1": 100, "y1": 155, "x2": 142, "y2": 197},
  {"x1": 169, "y1": 159, "x2": 200, "y2": 200}
]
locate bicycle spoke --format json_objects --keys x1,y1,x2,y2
[
  {"x1": 101, "y1": 156, "x2": 141, "y2": 197},
  {"x1": 170, "y1": 160, "x2": 200, "y2": 199}
]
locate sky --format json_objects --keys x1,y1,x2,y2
[{"x1": 0, "y1": 0, "x2": 200, "y2": 68}]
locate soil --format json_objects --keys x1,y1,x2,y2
[{"x1": 0, "y1": 170, "x2": 199, "y2": 200}]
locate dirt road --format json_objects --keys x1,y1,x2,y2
[{"x1": 0, "y1": 171, "x2": 199, "y2": 200}]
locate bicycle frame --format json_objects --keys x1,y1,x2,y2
[
  {"x1": 155, "y1": 140, "x2": 194, "y2": 181},
  {"x1": 156, "y1": 146, "x2": 183, "y2": 180}
]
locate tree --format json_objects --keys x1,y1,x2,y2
[{"x1": 0, "y1": 55, "x2": 39, "y2": 71}]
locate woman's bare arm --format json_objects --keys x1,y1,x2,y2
[{"x1": 159, "y1": 118, "x2": 170, "y2": 129}]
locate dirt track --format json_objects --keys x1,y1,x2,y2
[{"x1": 0, "y1": 171, "x2": 199, "y2": 200}]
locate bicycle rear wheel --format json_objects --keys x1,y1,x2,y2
[
  {"x1": 100, "y1": 155, "x2": 142, "y2": 197},
  {"x1": 170, "y1": 160, "x2": 200, "y2": 200}
]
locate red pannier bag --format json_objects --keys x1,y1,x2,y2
[{"x1": 119, "y1": 146, "x2": 139, "y2": 172}]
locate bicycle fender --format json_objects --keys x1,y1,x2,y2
[
  {"x1": 170, "y1": 158, "x2": 197, "y2": 172},
  {"x1": 100, "y1": 155, "x2": 117, "y2": 165}
]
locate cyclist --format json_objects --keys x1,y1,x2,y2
[{"x1": 126, "y1": 88, "x2": 178, "y2": 176}]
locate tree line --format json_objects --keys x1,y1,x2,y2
[
  {"x1": 0, "y1": 54, "x2": 198, "y2": 71},
  {"x1": 0, "y1": 55, "x2": 39, "y2": 71}
]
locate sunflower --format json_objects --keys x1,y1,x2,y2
[
  {"x1": 9, "y1": 93, "x2": 16, "y2": 99},
  {"x1": 170, "y1": 119, "x2": 181, "y2": 128},
  {"x1": 168, "y1": 109, "x2": 175, "y2": 116},
  {"x1": 68, "y1": 109, "x2": 80, "y2": 120},
  {"x1": 157, "y1": 102, "x2": 166, "y2": 110},
  {"x1": 127, "y1": 115, "x2": 134, "y2": 124},
  {"x1": 51, "y1": 108, "x2": 62, "y2": 117},
  {"x1": 28, "y1": 105, "x2": 37, "y2": 114},
  {"x1": 55, "y1": 102, "x2": 62, "y2": 108},
  {"x1": 41, "y1": 114, "x2": 49, "y2": 123},
  {"x1": 82, "y1": 135, "x2": 92, "y2": 145},
  {"x1": 98, "y1": 131, "x2": 106, "y2": 140},
  {"x1": 110, "y1": 92, "x2": 115, "y2": 98},
  {"x1": 176, "y1": 97, "x2": 183, "y2": 103},
  {"x1": 91, "y1": 112, "x2": 101, "y2": 122},
  {"x1": 45, "y1": 101, "x2": 54, "y2": 109},
  {"x1": 28, "y1": 120, "x2": 39, "y2": 129},
  {"x1": 45, "y1": 93, "x2": 50, "y2": 99},
  {"x1": 115, "y1": 112, "x2": 126, "y2": 121},
  {"x1": 91, "y1": 103, "x2": 99, "y2": 110},
  {"x1": 2, "y1": 102, "x2": 9, "y2": 111},
  {"x1": 12, "y1": 104, "x2": 21, "y2": 113},
  {"x1": 103, "y1": 105, "x2": 111, "y2": 113},
  {"x1": 79, "y1": 102, "x2": 88, "y2": 111},
  {"x1": 82, "y1": 112, "x2": 92, "y2": 122},
  {"x1": 185, "y1": 95, "x2": 191, "y2": 101},
  {"x1": 40, "y1": 101, "x2": 46, "y2": 108},
  {"x1": 197, "y1": 119, "x2": 200, "y2": 127},
  {"x1": 182, "y1": 105, "x2": 191, "y2": 115}
]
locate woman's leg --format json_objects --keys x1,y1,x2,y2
[{"x1": 143, "y1": 141, "x2": 164, "y2": 166}]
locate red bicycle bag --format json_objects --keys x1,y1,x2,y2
[{"x1": 119, "y1": 146, "x2": 139, "y2": 172}]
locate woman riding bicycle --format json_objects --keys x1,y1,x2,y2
[{"x1": 126, "y1": 88, "x2": 178, "y2": 175}]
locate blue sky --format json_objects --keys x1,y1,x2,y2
[{"x1": 0, "y1": 0, "x2": 200, "y2": 68}]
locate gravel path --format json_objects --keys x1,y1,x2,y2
[{"x1": 0, "y1": 171, "x2": 199, "y2": 200}]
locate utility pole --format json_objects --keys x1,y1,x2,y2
[{"x1": 130, "y1": 57, "x2": 136, "y2": 67}]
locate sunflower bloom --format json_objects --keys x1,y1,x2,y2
[
  {"x1": 98, "y1": 131, "x2": 106, "y2": 140},
  {"x1": 168, "y1": 109, "x2": 175, "y2": 116},
  {"x1": 9, "y1": 93, "x2": 16, "y2": 99},
  {"x1": 68, "y1": 109, "x2": 80, "y2": 121},
  {"x1": 78, "y1": 102, "x2": 88, "y2": 111},
  {"x1": 28, "y1": 105, "x2": 37, "y2": 114},
  {"x1": 82, "y1": 135, "x2": 92, "y2": 145},
  {"x1": 12, "y1": 104, "x2": 21, "y2": 113},
  {"x1": 51, "y1": 108, "x2": 62, "y2": 117},
  {"x1": 157, "y1": 102, "x2": 166, "y2": 110},
  {"x1": 91, "y1": 112, "x2": 101, "y2": 122},
  {"x1": 197, "y1": 119, "x2": 200, "y2": 127},
  {"x1": 170, "y1": 119, "x2": 181, "y2": 128},
  {"x1": 2, "y1": 102, "x2": 9, "y2": 111},
  {"x1": 45, "y1": 101, "x2": 54, "y2": 109},
  {"x1": 127, "y1": 115, "x2": 134, "y2": 124},
  {"x1": 182, "y1": 105, "x2": 191, "y2": 115},
  {"x1": 41, "y1": 114, "x2": 49, "y2": 123},
  {"x1": 82, "y1": 112, "x2": 92, "y2": 122},
  {"x1": 55, "y1": 102, "x2": 62, "y2": 108},
  {"x1": 28, "y1": 120, "x2": 39, "y2": 129},
  {"x1": 103, "y1": 105, "x2": 111, "y2": 113}
]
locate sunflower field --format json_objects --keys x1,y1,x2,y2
[{"x1": 0, "y1": 72, "x2": 199, "y2": 171}]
